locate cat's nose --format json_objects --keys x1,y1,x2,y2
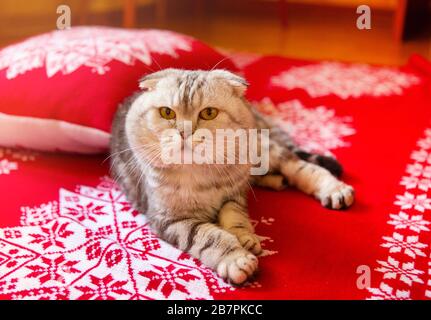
[
  {"x1": 179, "y1": 130, "x2": 190, "y2": 140},
  {"x1": 177, "y1": 120, "x2": 194, "y2": 140}
]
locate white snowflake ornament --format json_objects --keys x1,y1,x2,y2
[
  {"x1": 254, "y1": 99, "x2": 355, "y2": 156},
  {"x1": 394, "y1": 192, "x2": 431, "y2": 212},
  {"x1": 388, "y1": 212, "x2": 431, "y2": 233},
  {"x1": 271, "y1": 62, "x2": 420, "y2": 99},
  {"x1": 0, "y1": 177, "x2": 277, "y2": 300},
  {"x1": 381, "y1": 232, "x2": 427, "y2": 258},
  {"x1": 0, "y1": 159, "x2": 18, "y2": 175},
  {"x1": 0, "y1": 27, "x2": 193, "y2": 79},
  {"x1": 376, "y1": 257, "x2": 424, "y2": 286},
  {"x1": 367, "y1": 282, "x2": 410, "y2": 300}
]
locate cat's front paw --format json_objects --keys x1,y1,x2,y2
[
  {"x1": 319, "y1": 181, "x2": 354, "y2": 210},
  {"x1": 238, "y1": 233, "x2": 262, "y2": 255},
  {"x1": 216, "y1": 249, "x2": 258, "y2": 285}
]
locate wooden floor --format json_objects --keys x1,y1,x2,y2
[
  {"x1": 0, "y1": 4, "x2": 430, "y2": 66},
  {"x1": 161, "y1": 5, "x2": 431, "y2": 66}
]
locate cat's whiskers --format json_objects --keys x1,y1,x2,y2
[
  {"x1": 136, "y1": 149, "x2": 161, "y2": 188},
  {"x1": 112, "y1": 143, "x2": 161, "y2": 187},
  {"x1": 105, "y1": 142, "x2": 162, "y2": 182},
  {"x1": 103, "y1": 144, "x2": 149, "y2": 164}
]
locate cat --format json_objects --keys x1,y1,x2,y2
[{"x1": 110, "y1": 68, "x2": 354, "y2": 285}]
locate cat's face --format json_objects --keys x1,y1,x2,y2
[{"x1": 125, "y1": 69, "x2": 256, "y2": 169}]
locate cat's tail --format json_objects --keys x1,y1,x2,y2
[
  {"x1": 253, "y1": 109, "x2": 343, "y2": 177},
  {"x1": 293, "y1": 149, "x2": 343, "y2": 177}
]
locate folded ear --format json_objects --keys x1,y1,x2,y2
[
  {"x1": 139, "y1": 68, "x2": 181, "y2": 91},
  {"x1": 138, "y1": 76, "x2": 159, "y2": 91},
  {"x1": 210, "y1": 70, "x2": 249, "y2": 96}
]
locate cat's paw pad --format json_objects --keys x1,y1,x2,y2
[
  {"x1": 216, "y1": 249, "x2": 258, "y2": 285},
  {"x1": 320, "y1": 182, "x2": 354, "y2": 210},
  {"x1": 238, "y1": 233, "x2": 262, "y2": 255}
]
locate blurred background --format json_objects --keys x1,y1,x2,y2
[{"x1": 0, "y1": 0, "x2": 430, "y2": 65}]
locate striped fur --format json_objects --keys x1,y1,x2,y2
[
  {"x1": 110, "y1": 69, "x2": 354, "y2": 285},
  {"x1": 252, "y1": 108, "x2": 354, "y2": 209}
]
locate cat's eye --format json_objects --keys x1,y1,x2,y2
[
  {"x1": 199, "y1": 107, "x2": 219, "y2": 120},
  {"x1": 159, "y1": 107, "x2": 176, "y2": 120}
]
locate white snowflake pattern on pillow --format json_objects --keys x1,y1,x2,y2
[{"x1": 0, "y1": 27, "x2": 193, "y2": 79}]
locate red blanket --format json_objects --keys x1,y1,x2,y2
[{"x1": 1, "y1": 54, "x2": 431, "y2": 300}]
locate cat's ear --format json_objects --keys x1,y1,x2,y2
[
  {"x1": 139, "y1": 79, "x2": 158, "y2": 91},
  {"x1": 138, "y1": 73, "x2": 163, "y2": 91},
  {"x1": 139, "y1": 69, "x2": 179, "y2": 91},
  {"x1": 211, "y1": 70, "x2": 249, "y2": 97}
]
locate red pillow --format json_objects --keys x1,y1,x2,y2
[{"x1": 0, "y1": 26, "x2": 236, "y2": 153}]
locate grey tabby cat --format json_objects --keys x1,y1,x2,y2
[{"x1": 110, "y1": 68, "x2": 354, "y2": 285}]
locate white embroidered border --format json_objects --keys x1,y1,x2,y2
[
  {"x1": 368, "y1": 128, "x2": 431, "y2": 300},
  {"x1": 426, "y1": 254, "x2": 431, "y2": 298},
  {"x1": 0, "y1": 147, "x2": 37, "y2": 175}
]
